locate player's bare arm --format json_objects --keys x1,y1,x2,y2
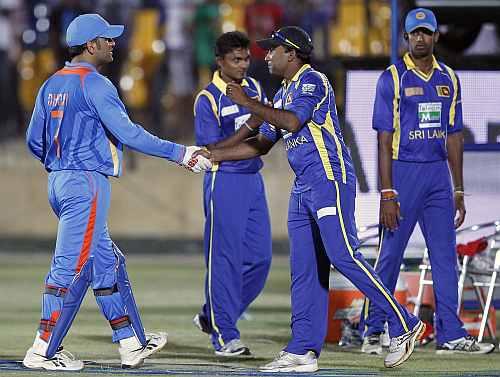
[
  {"x1": 226, "y1": 82, "x2": 301, "y2": 133},
  {"x1": 207, "y1": 115, "x2": 263, "y2": 150},
  {"x1": 447, "y1": 131, "x2": 466, "y2": 228},
  {"x1": 195, "y1": 134, "x2": 274, "y2": 163},
  {"x1": 378, "y1": 131, "x2": 400, "y2": 231}
]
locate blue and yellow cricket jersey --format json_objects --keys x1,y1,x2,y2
[
  {"x1": 373, "y1": 53, "x2": 463, "y2": 162},
  {"x1": 26, "y1": 62, "x2": 184, "y2": 177},
  {"x1": 194, "y1": 71, "x2": 266, "y2": 173},
  {"x1": 259, "y1": 64, "x2": 355, "y2": 191}
]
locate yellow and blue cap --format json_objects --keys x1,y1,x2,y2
[
  {"x1": 405, "y1": 8, "x2": 437, "y2": 33},
  {"x1": 257, "y1": 26, "x2": 314, "y2": 55},
  {"x1": 66, "y1": 14, "x2": 124, "y2": 47}
]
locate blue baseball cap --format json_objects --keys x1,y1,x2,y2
[
  {"x1": 405, "y1": 8, "x2": 437, "y2": 33},
  {"x1": 66, "y1": 14, "x2": 124, "y2": 47}
]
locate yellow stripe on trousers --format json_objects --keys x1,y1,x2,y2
[
  {"x1": 363, "y1": 227, "x2": 385, "y2": 332},
  {"x1": 333, "y1": 181, "x2": 409, "y2": 333},
  {"x1": 207, "y1": 171, "x2": 224, "y2": 346}
]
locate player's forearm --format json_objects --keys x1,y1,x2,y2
[
  {"x1": 378, "y1": 131, "x2": 394, "y2": 190},
  {"x1": 242, "y1": 98, "x2": 301, "y2": 133},
  {"x1": 209, "y1": 124, "x2": 256, "y2": 150},
  {"x1": 210, "y1": 137, "x2": 266, "y2": 162},
  {"x1": 447, "y1": 131, "x2": 464, "y2": 190}
]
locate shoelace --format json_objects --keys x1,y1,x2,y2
[{"x1": 54, "y1": 349, "x2": 77, "y2": 362}]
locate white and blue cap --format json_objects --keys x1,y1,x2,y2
[
  {"x1": 405, "y1": 8, "x2": 437, "y2": 33},
  {"x1": 66, "y1": 14, "x2": 124, "y2": 47}
]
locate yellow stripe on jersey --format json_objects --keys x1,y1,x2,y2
[
  {"x1": 248, "y1": 77, "x2": 262, "y2": 102},
  {"x1": 363, "y1": 227, "x2": 385, "y2": 331},
  {"x1": 323, "y1": 112, "x2": 347, "y2": 183},
  {"x1": 334, "y1": 181, "x2": 409, "y2": 333},
  {"x1": 444, "y1": 65, "x2": 458, "y2": 127},
  {"x1": 309, "y1": 121, "x2": 334, "y2": 181},
  {"x1": 207, "y1": 171, "x2": 224, "y2": 347},
  {"x1": 194, "y1": 90, "x2": 220, "y2": 127},
  {"x1": 389, "y1": 65, "x2": 401, "y2": 160},
  {"x1": 109, "y1": 141, "x2": 119, "y2": 176}
]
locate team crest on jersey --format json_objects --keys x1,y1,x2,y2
[
  {"x1": 302, "y1": 83, "x2": 316, "y2": 94},
  {"x1": 285, "y1": 93, "x2": 293, "y2": 106},
  {"x1": 436, "y1": 85, "x2": 450, "y2": 97},
  {"x1": 405, "y1": 87, "x2": 423, "y2": 97}
]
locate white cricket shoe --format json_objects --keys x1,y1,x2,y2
[
  {"x1": 436, "y1": 336, "x2": 495, "y2": 355},
  {"x1": 23, "y1": 345, "x2": 84, "y2": 371},
  {"x1": 384, "y1": 321, "x2": 425, "y2": 368},
  {"x1": 361, "y1": 333, "x2": 383, "y2": 355},
  {"x1": 259, "y1": 350, "x2": 318, "y2": 373},
  {"x1": 214, "y1": 339, "x2": 251, "y2": 357},
  {"x1": 119, "y1": 332, "x2": 167, "y2": 368}
]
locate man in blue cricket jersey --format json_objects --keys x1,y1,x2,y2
[
  {"x1": 195, "y1": 26, "x2": 425, "y2": 372},
  {"x1": 360, "y1": 8, "x2": 494, "y2": 356},
  {"x1": 192, "y1": 31, "x2": 272, "y2": 357},
  {"x1": 22, "y1": 14, "x2": 211, "y2": 371}
]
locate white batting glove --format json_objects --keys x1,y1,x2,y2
[{"x1": 180, "y1": 146, "x2": 212, "y2": 173}]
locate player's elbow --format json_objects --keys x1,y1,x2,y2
[{"x1": 287, "y1": 116, "x2": 302, "y2": 133}]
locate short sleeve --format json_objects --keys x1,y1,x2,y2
[
  {"x1": 287, "y1": 72, "x2": 325, "y2": 127},
  {"x1": 448, "y1": 69, "x2": 463, "y2": 133},
  {"x1": 194, "y1": 93, "x2": 221, "y2": 146},
  {"x1": 372, "y1": 68, "x2": 397, "y2": 132}
]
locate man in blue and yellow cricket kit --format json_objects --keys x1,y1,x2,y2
[
  {"x1": 193, "y1": 31, "x2": 272, "y2": 357},
  {"x1": 22, "y1": 14, "x2": 211, "y2": 371},
  {"x1": 360, "y1": 8, "x2": 494, "y2": 356},
  {"x1": 195, "y1": 26, "x2": 425, "y2": 372}
]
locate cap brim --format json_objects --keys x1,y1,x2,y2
[
  {"x1": 100, "y1": 24, "x2": 124, "y2": 39},
  {"x1": 407, "y1": 23, "x2": 436, "y2": 33},
  {"x1": 256, "y1": 38, "x2": 281, "y2": 50}
]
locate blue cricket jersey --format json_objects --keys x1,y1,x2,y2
[
  {"x1": 194, "y1": 71, "x2": 266, "y2": 173},
  {"x1": 259, "y1": 64, "x2": 356, "y2": 192},
  {"x1": 26, "y1": 62, "x2": 184, "y2": 177},
  {"x1": 372, "y1": 53, "x2": 463, "y2": 162}
]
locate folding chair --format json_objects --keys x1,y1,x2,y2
[{"x1": 413, "y1": 220, "x2": 500, "y2": 342}]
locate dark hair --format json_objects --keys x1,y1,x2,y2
[
  {"x1": 284, "y1": 46, "x2": 311, "y2": 64},
  {"x1": 215, "y1": 31, "x2": 250, "y2": 57},
  {"x1": 68, "y1": 44, "x2": 87, "y2": 59}
]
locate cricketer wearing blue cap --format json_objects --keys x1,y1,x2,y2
[
  {"x1": 196, "y1": 26, "x2": 425, "y2": 372},
  {"x1": 360, "y1": 8, "x2": 495, "y2": 356},
  {"x1": 22, "y1": 13, "x2": 211, "y2": 371},
  {"x1": 192, "y1": 31, "x2": 272, "y2": 357}
]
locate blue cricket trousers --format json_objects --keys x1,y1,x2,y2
[
  {"x1": 42, "y1": 170, "x2": 134, "y2": 342},
  {"x1": 202, "y1": 171, "x2": 272, "y2": 350},
  {"x1": 363, "y1": 160, "x2": 467, "y2": 345},
  {"x1": 286, "y1": 179, "x2": 419, "y2": 356}
]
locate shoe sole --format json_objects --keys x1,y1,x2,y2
[
  {"x1": 22, "y1": 361, "x2": 84, "y2": 371},
  {"x1": 259, "y1": 363, "x2": 319, "y2": 373},
  {"x1": 436, "y1": 344, "x2": 496, "y2": 355},
  {"x1": 121, "y1": 333, "x2": 168, "y2": 369},
  {"x1": 215, "y1": 347, "x2": 251, "y2": 357},
  {"x1": 385, "y1": 322, "x2": 426, "y2": 368}
]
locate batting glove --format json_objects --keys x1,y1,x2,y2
[{"x1": 180, "y1": 146, "x2": 212, "y2": 173}]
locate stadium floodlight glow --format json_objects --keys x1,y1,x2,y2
[
  {"x1": 36, "y1": 18, "x2": 50, "y2": 33},
  {"x1": 151, "y1": 40, "x2": 165, "y2": 54},
  {"x1": 33, "y1": 4, "x2": 48, "y2": 18},
  {"x1": 120, "y1": 76, "x2": 134, "y2": 91},
  {"x1": 22, "y1": 30, "x2": 36, "y2": 44}
]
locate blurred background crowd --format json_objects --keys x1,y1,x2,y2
[{"x1": 1, "y1": 0, "x2": 500, "y2": 148}]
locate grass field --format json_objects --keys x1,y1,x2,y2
[{"x1": 1, "y1": 251, "x2": 500, "y2": 377}]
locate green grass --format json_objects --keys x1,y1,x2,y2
[{"x1": 1, "y1": 252, "x2": 500, "y2": 376}]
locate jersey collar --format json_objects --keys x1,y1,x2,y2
[
  {"x1": 403, "y1": 53, "x2": 442, "y2": 81},
  {"x1": 64, "y1": 61, "x2": 98, "y2": 72},
  {"x1": 282, "y1": 63, "x2": 311, "y2": 88},
  {"x1": 212, "y1": 70, "x2": 249, "y2": 94}
]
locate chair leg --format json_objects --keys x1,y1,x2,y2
[
  {"x1": 457, "y1": 255, "x2": 469, "y2": 314},
  {"x1": 478, "y1": 270, "x2": 497, "y2": 342},
  {"x1": 414, "y1": 267, "x2": 428, "y2": 316}
]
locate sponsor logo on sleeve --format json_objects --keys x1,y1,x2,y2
[{"x1": 302, "y1": 83, "x2": 316, "y2": 94}]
